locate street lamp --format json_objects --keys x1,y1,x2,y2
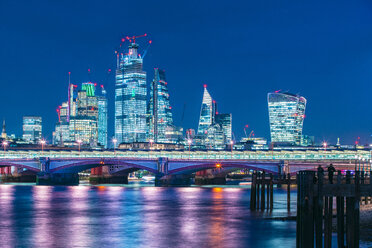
[
  {"x1": 77, "y1": 139, "x2": 82, "y2": 153},
  {"x1": 149, "y1": 139, "x2": 154, "y2": 150},
  {"x1": 2, "y1": 141, "x2": 8, "y2": 153},
  {"x1": 39, "y1": 139, "x2": 46, "y2": 155},
  {"x1": 112, "y1": 138, "x2": 118, "y2": 154},
  {"x1": 187, "y1": 139, "x2": 192, "y2": 158},
  {"x1": 323, "y1": 142, "x2": 327, "y2": 151},
  {"x1": 230, "y1": 140, "x2": 234, "y2": 158}
]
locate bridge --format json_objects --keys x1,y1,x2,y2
[{"x1": 0, "y1": 149, "x2": 370, "y2": 185}]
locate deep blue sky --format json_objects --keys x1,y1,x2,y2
[{"x1": 1, "y1": 0, "x2": 372, "y2": 145}]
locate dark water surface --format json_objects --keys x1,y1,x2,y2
[{"x1": 0, "y1": 183, "x2": 299, "y2": 248}]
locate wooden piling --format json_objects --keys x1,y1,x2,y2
[
  {"x1": 261, "y1": 171, "x2": 265, "y2": 210},
  {"x1": 270, "y1": 173, "x2": 273, "y2": 210},
  {"x1": 287, "y1": 173, "x2": 291, "y2": 212},
  {"x1": 336, "y1": 171, "x2": 344, "y2": 248},
  {"x1": 256, "y1": 172, "x2": 260, "y2": 209},
  {"x1": 296, "y1": 171, "x2": 315, "y2": 248},
  {"x1": 250, "y1": 172, "x2": 256, "y2": 210},
  {"x1": 315, "y1": 168, "x2": 323, "y2": 248},
  {"x1": 266, "y1": 173, "x2": 270, "y2": 210}
]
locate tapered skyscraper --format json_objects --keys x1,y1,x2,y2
[
  {"x1": 268, "y1": 92, "x2": 306, "y2": 145},
  {"x1": 197, "y1": 85, "x2": 215, "y2": 136},
  {"x1": 115, "y1": 43, "x2": 147, "y2": 144},
  {"x1": 148, "y1": 68, "x2": 174, "y2": 143}
]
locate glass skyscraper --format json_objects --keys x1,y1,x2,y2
[
  {"x1": 215, "y1": 113, "x2": 232, "y2": 143},
  {"x1": 22, "y1": 116, "x2": 42, "y2": 143},
  {"x1": 148, "y1": 68, "x2": 174, "y2": 143},
  {"x1": 197, "y1": 85, "x2": 214, "y2": 136},
  {"x1": 98, "y1": 86, "x2": 108, "y2": 148},
  {"x1": 267, "y1": 92, "x2": 306, "y2": 145},
  {"x1": 115, "y1": 43, "x2": 147, "y2": 144}
]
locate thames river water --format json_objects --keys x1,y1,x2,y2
[{"x1": 0, "y1": 182, "x2": 299, "y2": 248}]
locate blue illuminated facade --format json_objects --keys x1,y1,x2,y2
[{"x1": 115, "y1": 43, "x2": 147, "y2": 144}]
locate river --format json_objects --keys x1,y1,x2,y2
[{"x1": 0, "y1": 182, "x2": 364, "y2": 248}]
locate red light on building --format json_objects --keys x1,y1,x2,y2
[{"x1": 203, "y1": 84, "x2": 207, "y2": 88}]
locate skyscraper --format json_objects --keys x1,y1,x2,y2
[
  {"x1": 97, "y1": 85, "x2": 108, "y2": 148},
  {"x1": 197, "y1": 85, "x2": 214, "y2": 136},
  {"x1": 268, "y1": 92, "x2": 306, "y2": 145},
  {"x1": 215, "y1": 113, "x2": 232, "y2": 143},
  {"x1": 1, "y1": 120, "x2": 7, "y2": 139},
  {"x1": 23, "y1": 116, "x2": 42, "y2": 143},
  {"x1": 148, "y1": 68, "x2": 174, "y2": 143},
  {"x1": 115, "y1": 42, "x2": 147, "y2": 144}
]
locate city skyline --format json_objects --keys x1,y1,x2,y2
[{"x1": 1, "y1": 1, "x2": 372, "y2": 144}]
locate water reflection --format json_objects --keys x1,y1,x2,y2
[{"x1": 0, "y1": 185, "x2": 298, "y2": 248}]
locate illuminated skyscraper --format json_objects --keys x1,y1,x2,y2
[
  {"x1": 148, "y1": 68, "x2": 174, "y2": 143},
  {"x1": 215, "y1": 113, "x2": 232, "y2": 143},
  {"x1": 197, "y1": 85, "x2": 215, "y2": 136},
  {"x1": 97, "y1": 85, "x2": 108, "y2": 148},
  {"x1": 23, "y1": 116, "x2": 42, "y2": 143},
  {"x1": 268, "y1": 92, "x2": 306, "y2": 145},
  {"x1": 115, "y1": 42, "x2": 147, "y2": 144}
]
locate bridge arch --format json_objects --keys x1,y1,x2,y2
[
  {"x1": 168, "y1": 161, "x2": 281, "y2": 176},
  {"x1": 50, "y1": 158, "x2": 158, "y2": 174}
]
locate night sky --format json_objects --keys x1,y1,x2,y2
[{"x1": 1, "y1": 0, "x2": 372, "y2": 145}]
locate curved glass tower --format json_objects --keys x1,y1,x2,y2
[
  {"x1": 115, "y1": 43, "x2": 147, "y2": 144},
  {"x1": 268, "y1": 92, "x2": 306, "y2": 145}
]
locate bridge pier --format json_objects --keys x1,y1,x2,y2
[
  {"x1": 0, "y1": 166, "x2": 37, "y2": 183},
  {"x1": 89, "y1": 166, "x2": 129, "y2": 184},
  {"x1": 155, "y1": 174, "x2": 191, "y2": 187},
  {"x1": 37, "y1": 173, "x2": 79, "y2": 186},
  {"x1": 194, "y1": 169, "x2": 226, "y2": 185}
]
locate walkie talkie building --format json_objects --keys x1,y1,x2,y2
[{"x1": 268, "y1": 92, "x2": 306, "y2": 145}]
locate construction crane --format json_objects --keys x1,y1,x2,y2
[
  {"x1": 125, "y1": 33, "x2": 148, "y2": 43},
  {"x1": 141, "y1": 40, "x2": 152, "y2": 59},
  {"x1": 248, "y1": 131, "x2": 254, "y2": 139},
  {"x1": 243, "y1": 124, "x2": 249, "y2": 137}
]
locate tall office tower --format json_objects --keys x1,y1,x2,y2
[
  {"x1": 70, "y1": 82, "x2": 99, "y2": 146},
  {"x1": 1, "y1": 120, "x2": 7, "y2": 139},
  {"x1": 267, "y1": 92, "x2": 306, "y2": 145},
  {"x1": 22, "y1": 116, "x2": 42, "y2": 143},
  {"x1": 53, "y1": 102, "x2": 71, "y2": 145},
  {"x1": 204, "y1": 123, "x2": 225, "y2": 149},
  {"x1": 215, "y1": 113, "x2": 232, "y2": 143},
  {"x1": 69, "y1": 116, "x2": 97, "y2": 146},
  {"x1": 115, "y1": 42, "x2": 147, "y2": 144},
  {"x1": 97, "y1": 85, "x2": 108, "y2": 148},
  {"x1": 77, "y1": 82, "x2": 98, "y2": 119},
  {"x1": 148, "y1": 68, "x2": 174, "y2": 143},
  {"x1": 197, "y1": 85, "x2": 214, "y2": 136}
]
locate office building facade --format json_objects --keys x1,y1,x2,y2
[
  {"x1": 148, "y1": 68, "x2": 174, "y2": 143},
  {"x1": 268, "y1": 92, "x2": 306, "y2": 145},
  {"x1": 115, "y1": 43, "x2": 147, "y2": 144},
  {"x1": 23, "y1": 116, "x2": 42, "y2": 143}
]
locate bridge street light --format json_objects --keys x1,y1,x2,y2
[
  {"x1": 230, "y1": 140, "x2": 234, "y2": 158},
  {"x1": 2, "y1": 141, "x2": 8, "y2": 153},
  {"x1": 112, "y1": 138, "x2": 118, "y2": 155},
  {"x1": 149, "y1": 139, "x2": 154, "y2": 150},
  {"x1": 76, "y1": 139, "x2": 82, "y2": 154},
  {"x1": 39, "y1": 139, "x2": 46, "y2": 155},
  {"x1": 187, "y1": 139, "x2": 192, "y2": 159}
]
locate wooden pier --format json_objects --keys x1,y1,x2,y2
[{"x1": 297, "y1": 169, "x2": 372, "y2": 248}]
